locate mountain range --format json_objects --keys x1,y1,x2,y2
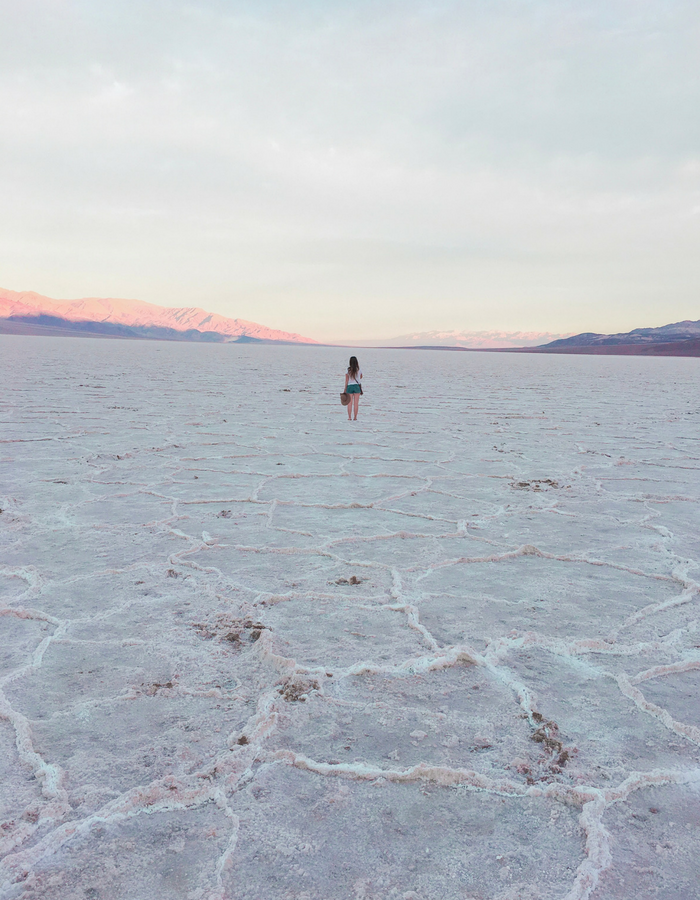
[
  {"x1": 534, "y1": 319, "x2": 700, "y2": 356},
  {"x1": 0, "y1": 288, "x2": 316, "y2": 344},
  {"x1": 372, "y1": 321, "x2": 700, "y2": 356},
  {"x1": 359, "y1": 330, "x2": 575, "y2": 349},
  {"x1": 1, "y1": 287, "x2": 698, "y2": 355},
  {"x1": 541, "y1": 320, "x2": 700, "y2": 347}
]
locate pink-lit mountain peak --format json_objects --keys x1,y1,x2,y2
[{"x1": 0, "y1": 288, "x2": 317, "y2": 343}]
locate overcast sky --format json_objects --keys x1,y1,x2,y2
[{"x1": 1, "y1": 0, "x2": 698, "y2": 341}]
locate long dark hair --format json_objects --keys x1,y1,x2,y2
[{"x1": 348, "y1": 356, "x2": 359, "y2": 378}]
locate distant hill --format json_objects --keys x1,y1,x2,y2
[
  {"x1": 539, "y1": 319, "x2": 700, "y2": 351},
  {"x1": 0, "y1": 288, "x2": 317, "y2": 344},
  {"x1": 360, "y1": 329, "x2": 575, "y2": 349}
]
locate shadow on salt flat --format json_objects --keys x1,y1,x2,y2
[{"x1": 226, "y1": 765, "x2": 582, "y2": 900}]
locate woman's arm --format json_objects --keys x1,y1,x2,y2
[{"x1": 344, "y1": 373, "x2": 349, "y2": 388}]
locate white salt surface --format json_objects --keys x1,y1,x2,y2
[{"x1": 1, "y1": 336, "x2": 700, "y2": 900}]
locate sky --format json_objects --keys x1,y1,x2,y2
[{"x1": 1, "y1": 0, "x2": 699, "y2": 343}]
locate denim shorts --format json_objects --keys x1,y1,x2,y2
[{"x1": 346, "y1": 384, "x2": 361, "y2": 394}]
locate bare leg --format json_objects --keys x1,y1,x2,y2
[
  {"x1": 353, "y1": 392, "x2": 360, "y2": 420},
  {"x1": 347, "y1": 392, "x2": 352, "y2": 420}
]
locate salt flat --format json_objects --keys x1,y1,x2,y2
[{"x1": 1, "y1": 336, "x2": 699, "y2": 900}]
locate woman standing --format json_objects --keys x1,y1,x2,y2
[{"x1": 344, "y1": 356, "x2": 363, "y2": 421}]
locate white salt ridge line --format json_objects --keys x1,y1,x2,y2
[
  {"x1": 257, "y1": 471, "x2": 430, "y2": 483},
  {"x1": 604, "y1": 766, "x2": 700, "y2": 804},
  {"x1": 345, "y1": 645, "x2": 479, "y2": 678},
  {"x1": 6, "y1": 669, "x2": 267, "y2": 881},
  {"x1": 0, "y1": 776, "x2": 224, "y2": 893},
  {"x1": 0, "y1": 623, "x2": 71, "y2": 859},
  {"x1": 273, "y1": 749, "x2": 529, "y2": 795},
  {"x1": 265, "y1": 497, "x2": 278, "y2": 528},
  {"x1": 210, "y1": 788, "x2": 240, "y2": 900},
  {"x1": 630, "y1": 655, "x2": 700, "y2": 684},
  {"x1": 386, "y1": 567, "x2": 440, "y2": 652},
  {"x1": 277, "y1": 744, "x2": 599, "y2": 805},
  {"x1": 385, "y1": 603, "x2": 439, "y2": 651},
  {"x1": 68, "y1": 589, "x2": 165, "y2": 626},
  {"x1": 637, "y1": 493, "x2": 699, "y2": 502},
  {"x1": 269, "y1": 525, "x2": 315, "y2": 537},
  {"x1": 56, "y1": 561, "x2": 154, "y2": 588},
  {"x1": 185, "y1": 532, "x2": 656, "y2": 596},
  {"x1": 169, "y1": 553, "x2": 225, "y2": 579},
  {"x1": 184, "y1": 494, "x2": 467, "y2": 528},
  {"x1": 0, "y1": 605, "x2": 61, "y2": 628},
  {"x1": 419, "y1": 543, "x2": 680, "y2": 584},
  {"x1": 0, "y1": 437, "x2": 54, "y2": 444},
  {"x1": 253, "y1": 631, "x2": 303, "y2": 676},
  {"x1": 256, "y1": 589, "x2": 353, "y2": 607},
  {"x1": 178, "y1": 496, "x2": 273, "y2": 507},
  {"x1": 563, "y1": 794, "x2": 610, "y2": 900},
  {"x1": 249, "y1": 477, "x2": 270, "y2": 502},
  {"x1": 326, "y1": 528, "x2": 459, "y2": 546},
  {"x1": 325, "y1": 527, "x2": 506, "y2": 554},
  {"x1": 477, "y1": 634, "x2": 563, "y2": 725},
  {"x1": 617, "y1": 673, "x2": 700, "y2": 746},
  {"x1": 219, "y1": 544, "x2": 329, "y2": 557},
  {"x1": 254, "y1": 621, "x2": 478, "y2": 685},
  {"x1": 0, "y1": 567, "x2": 43, "y2": 604},
  {"x1": 622, "y1": 581, "x2": 699, "y2": 628},
  {"x1": 231, "y1": 687, "x2": 280, "y2": 748},
  {"x1": 273, "y1": 754, "x2": 699, "y2": 900},
  {"x1": 489, "y1": 629, "x2": 688, "y2": 661},
  {"x1": 27, "y1": 689, "x2": 157, "y2": 722},
  {"x1": 562, "y1": 768, "x2": 700, "y2": 900},
  {"x1": 50, "y1": 637, "x2": 149, "y2": 648}
]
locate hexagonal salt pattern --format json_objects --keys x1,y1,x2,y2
[{"x1": 2, "y1": 339, "x2": 699, "y2": 899}]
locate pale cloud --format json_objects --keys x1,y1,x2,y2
[{"x1": 0, "y1": 0, "x2": 698, "y2": 341}]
